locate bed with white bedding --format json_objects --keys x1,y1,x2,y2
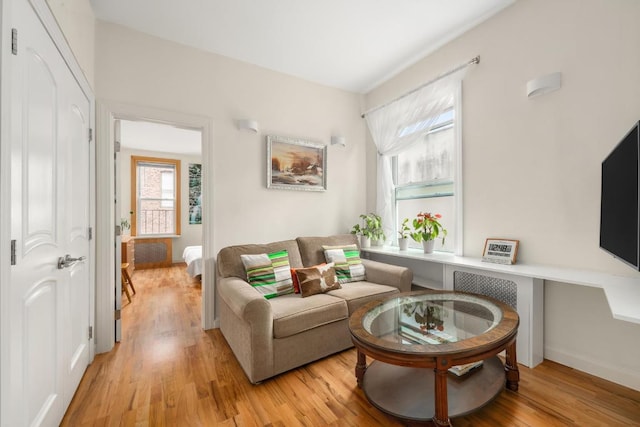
[{"x1": 182, "y1": 245, "x2": 203, "y2": 278}]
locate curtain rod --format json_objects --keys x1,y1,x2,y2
[{"x1": 361, "y1": 55, "x2": 480, "y2": 118}]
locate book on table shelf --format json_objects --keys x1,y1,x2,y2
[{"x1": 448, "y1": 360, "x2": 483, "y2": 377}]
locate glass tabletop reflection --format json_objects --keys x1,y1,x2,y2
[{"x1": 361, "y1": 292, "x2": 503, "y2": 348}]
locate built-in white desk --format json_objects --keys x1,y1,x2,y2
[{"x1": 361, "y1": 246, "x2": 640, "y2": 369}]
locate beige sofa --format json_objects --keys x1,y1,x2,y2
[{"x1": 216, "y1": 234, "x2": 413, "y2": 383}]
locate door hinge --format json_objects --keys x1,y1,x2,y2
[
  {"x1": 11, "y1": 28, "x2": 17, "y2": 55},
  {"x1": 88, "y1": 227, "x2": 93, "y2": 240},
  {"x1": 114, "y1": 309, "x2": 121, "y2": 320},
  {"x1": 10, "y1": 240, "x2": 16, "y2": 265},
  {"x1": 88, "y1": 128, "x2": 93, "y2": 142},
  {"x1": 88, "y1": 326, "x2": 93, "y2": 340}
]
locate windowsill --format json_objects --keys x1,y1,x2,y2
[
  {"x1": 362, "y1": 245, "x2": 640, "y2": 325},
  {"x1": 131, "y1": 234, "x2": 181, "y2": 239}
]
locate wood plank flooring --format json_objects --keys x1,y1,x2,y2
[{"x1": 62, "y1": 265, "x2": 640, "y2": 426}]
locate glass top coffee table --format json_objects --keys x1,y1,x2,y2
[{"x1": 349, "y1": 290, "x2": 520, "y2": 426}]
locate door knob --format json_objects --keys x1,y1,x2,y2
[{"x1": 57, "y1": 254, "x2": 86, "y2": 269}]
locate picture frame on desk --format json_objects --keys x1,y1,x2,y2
[{"x1": 482, "y1": 238, "x2": 519, "y2": 265}]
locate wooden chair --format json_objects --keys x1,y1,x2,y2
[{"x1": 121, "y1": 263, "x2": 136, "y2": 303}]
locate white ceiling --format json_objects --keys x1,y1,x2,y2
[{"x1": 90, "y1": 0, "x2": 516, "y2": 93}]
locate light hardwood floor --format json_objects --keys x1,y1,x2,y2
[{"x1": 62, "y1": 265, "x2": 640, "y2": 426}]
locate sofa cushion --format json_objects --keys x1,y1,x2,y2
[
  {"x1": 217, "y1": 239, "x2": 303, "y2": 279},
  {"x1": 296, "y1": 234, "x2": 358, "y2": 267},
  {"x1": 269, "y1": 293, "x2": 348, "y2": 339},
  {"x1": 295, "y1": 263, "x2": 341, "y2": 297},
  {"x1": 240, "y1": 250, "x2": 294, "y2": 299},
  {"x1": 323, "y1": 244, "x2": 366, "y2": 283},
  {"x1": 328, "y1": 281, "x2": 400, "y2": 314}
]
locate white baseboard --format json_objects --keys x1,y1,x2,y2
[{"x1": 544, "y1": 345, "x2": 640, "y2": 391}]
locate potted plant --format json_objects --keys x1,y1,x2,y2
[
  {"x1": 350, "y1": 222, "x2": 369, "y2": 248},
  {"x1": 410, "y1": 212, "x2": 447, "y2": 254},
  {"x1": 366, "y1": 213, "x2": 386, "y2": 246},
  {"x1": 120, "y1": 218, "x2": 131, "y2": 235},
  {"x1": 120, "y1": 210, "x2": 134, "y2": 235},
  {"x1": 398, "y1": 218, "x2": 411, "y2": 250},
  {"x1": 351, "y1": 213, "x2": 386, "y2": 248}
]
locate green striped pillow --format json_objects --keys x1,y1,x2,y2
[
  {"x1": 240, "y1": 250, "x2": 294, "y2": 299},
  {"x1": 323, "y1": 244, "x2": 366, "y2": 284}
]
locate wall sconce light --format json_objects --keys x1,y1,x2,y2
[
  {"x1": 526, "y1": 72, "x2": 562, "y2": 98},
  {"x1": 236, "y1": 119, "x2": 259, "y2": 133},
  {"x1": 331, "y1": 136, "x2": 346, "y2": 147}
]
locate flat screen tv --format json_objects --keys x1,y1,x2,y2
[{"x1": 600, "y1": 120, "x2": 640, "y2": 270}]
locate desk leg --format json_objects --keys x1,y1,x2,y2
[
  {"x1": 433, "y1": 365, "x2": 451, "y2": 427},
  {"x1": 355, "y1": 349, "x2": 367, "y2": 388},
  {"x1": 505, "y1": 340, "x2": 520, "y2": 391}
]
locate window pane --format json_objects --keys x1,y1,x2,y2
[
  {"x1": 395, "y1": 125, "x2": 456, "y2": 253},
  {"x1": 160, "y1": 171, "x2": 174, "y2": 208},
  {"x1": 138, "y1": 199, "x2": 175, "y2": 234},
  {"x1": 137, "y1": 163, "x2": 176, "y2": 235},
  {"x1": 139, "y1": 164, "x2": 173, "y2": 198},
  {"x1": 398, "y1": 109, "x2": 454, "y2": 138},
  {"x1": 397, "y1": 126, "x2": 454, "y2": 186}
]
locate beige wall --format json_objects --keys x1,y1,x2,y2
[
  {"x1": 366, "y1": 0, "x2": 640, "y2": 273},
  {"x1": 46, "y1": 0, "x2": 95, "y2": 88},
  {"x1": 96, "y1": 21, "x2": 367, "y2": 253},
  {"x1": 50, "y1": 0, "x2": 640, "y2": 389},
  {"x1": 365, "y1": 0, "x2": 640, "y2": 389},
  {"x1": 119, "y1": 148, "x2": 203, "y2": 263}
]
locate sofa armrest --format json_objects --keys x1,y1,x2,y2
[
  {"x1": 217, "y1": 277, "x2": 272, "y2": 325},
  {"x1": 217, "y1": 277, "x2": 275, "y2": 383},
  {"x1": 361, "y1": 259, "x2": 413, "y2": 293}
]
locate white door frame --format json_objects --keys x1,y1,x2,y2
[{"x1": 94, "y1": 101, "x2": 215, "y2": 353}]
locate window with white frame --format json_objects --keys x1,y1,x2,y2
[
  {"x1": 393, "y1": 107, "x2": 460, "y2": 253},
  {"x1": 131, "y1": 156, "x2": 181, "y2": 236}
]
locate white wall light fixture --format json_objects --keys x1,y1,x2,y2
[
  {"x1": 331, "y1": 135, "x2": 346, "y2": 147},
  {"x1": 236, "y1": 119, "x2": 259, "y2": 133},
  {"x1": 526, "y1": 72, "x2": 562, "y2": 98}
]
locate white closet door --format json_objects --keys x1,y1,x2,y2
[
  {"x1": 5, "y1": 0, "x2": 92, "y2": 425},
  {"x1": 60, "y1": 60, "x2": 92, "y2": 409}
]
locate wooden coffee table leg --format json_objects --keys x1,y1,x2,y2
[
  {"x1": 355, "y1": 349, "x2": 367, "y2": 388},
  {"x1": 505, "y1": 340, "x2": 520, "y2": 391},
  {"x1": 433, "y1": 363, "x2": 451, "y2": 427}
]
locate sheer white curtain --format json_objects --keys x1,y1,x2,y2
[{"x1": 364, "y1": 68, "x2": 467, "y2": 243}]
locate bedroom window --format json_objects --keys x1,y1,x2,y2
[{"x1": 131, "y1": 156, "x2": 181, "y2": 236}]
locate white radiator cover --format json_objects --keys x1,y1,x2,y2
[{"x1": 445, "y1": 265, "x2": 544, "y2": 368}]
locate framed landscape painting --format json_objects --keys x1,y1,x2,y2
[{"x1": 267, "y1": 135, "x2": 327, "y2": 191}]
